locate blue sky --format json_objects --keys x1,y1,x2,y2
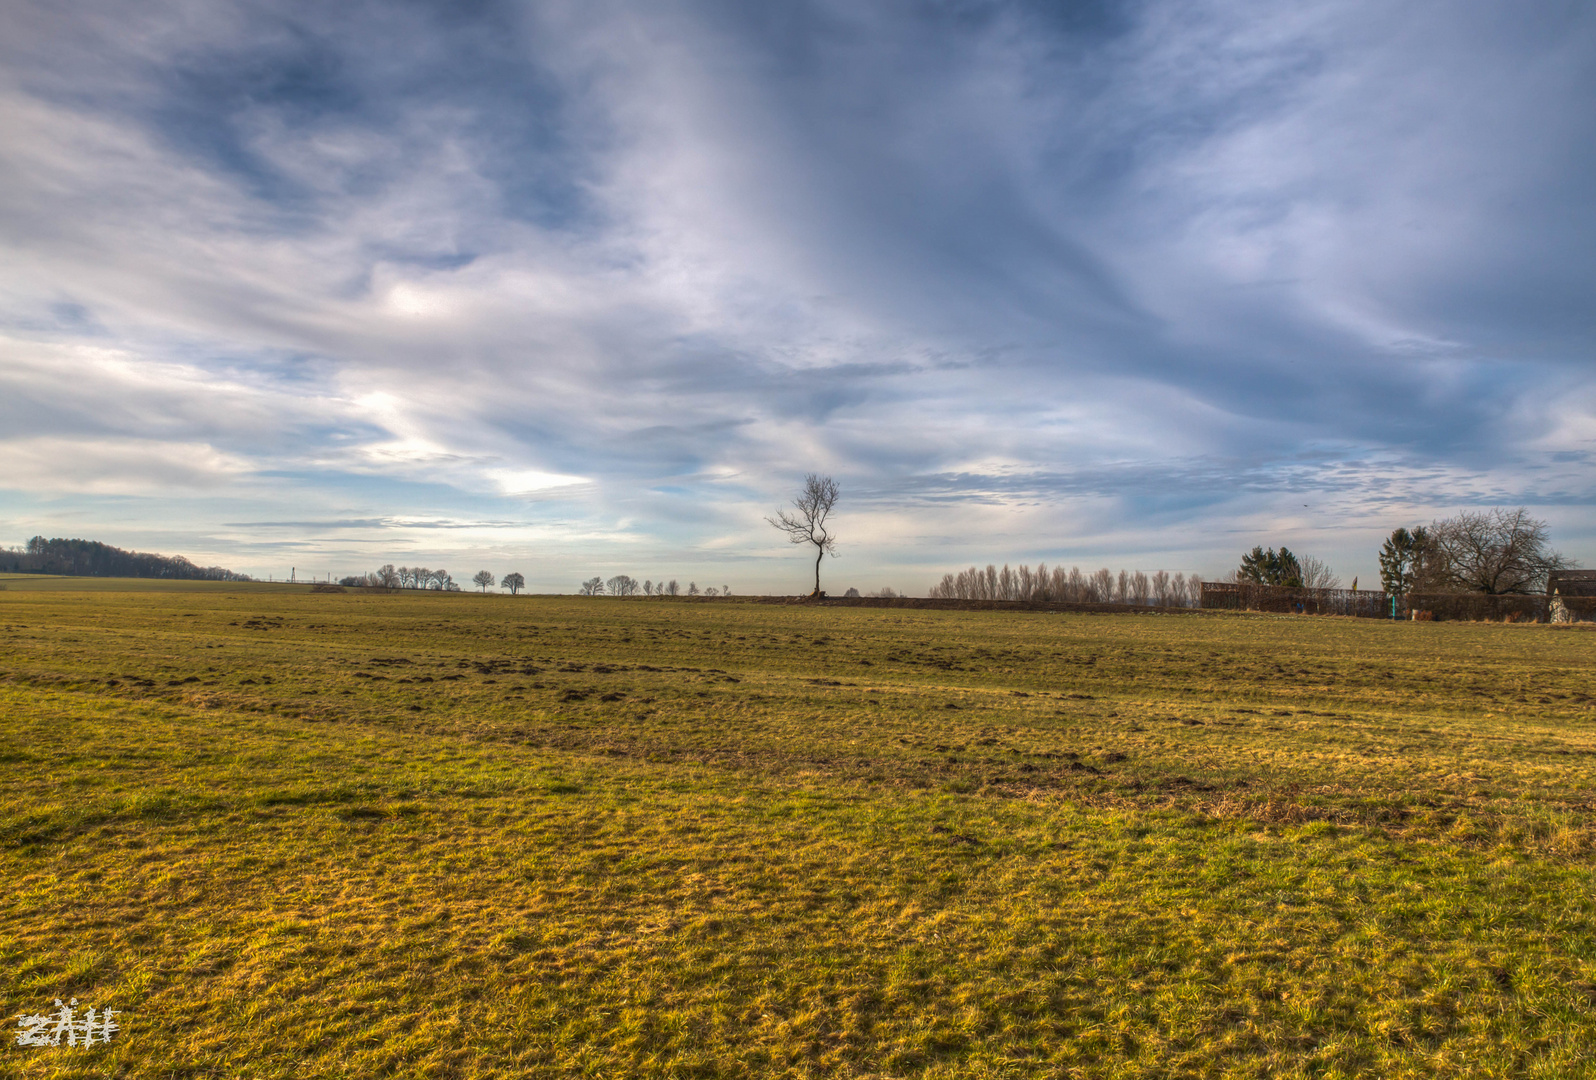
[{"x1": 2, "y1": 0, "x2": 1592, "y2": 592}]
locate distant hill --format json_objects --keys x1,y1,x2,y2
[{"x1": 0, "y1": 536, "x2": 252, "y2": 581}]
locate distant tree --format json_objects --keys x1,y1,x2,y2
[
  {"x1": 579, "y1": 576, "x2": 604, "y2": 596},
  {"x1": 472, "y1": 570, "x2": 495, "y2": 592},
  {"x1": 687, "y1": 581, "x2": 700, "y2": 596},
  {"x1": 767, "y1": 473, "x2": 840, "y2": 596},
  {"x1": 338, "y1": 575, "x2": 364, "y2": 587},
  {"x1": 500, "y1": 572, "x2": 526, "y2": 595},
  {"x1": 607, "y1": 574, "x2": 640, "y2": 596},
  {"x1": 1090, "y1": 568, "x2": 1113, "y2": 602},
  {"x1": 643, "y1": 580, "x2": 654, "y2": 596},
  {"x1": 665, "y1": 579, "x2": 680, "y2": 596},
  {"x1": 375, "y1": 564, "x2": 401, "y2": 590},
  {"x1": 722, "y1": 585, "x2": 730, "y2": 596},
  {"x1": 430, "y1": 569, "x2": 453, "y2": 591},
  {"x1": 1239, "y1": 546, "x2": 1303, "y2": 588},
  {"x1": 1151, "y1": 570, "x2": 1171, "y2": 606},
  {"x1": 1297, "y1": 555, "x2": 1340, "y2": 590},
  {"x1": 1379, "y1": 527, "x2": 1428, "y2": 597},
  {"x1": 5, "y1": 536, "x2": 250, "y2": 580},
  {"x1": 843, "y1": 587, "x2": 860, "y2": 597},
  {"x1": 1425, "y1": 507, "x2": 1570, "y2": 594}
]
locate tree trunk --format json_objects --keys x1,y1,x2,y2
[{"x1": 813, "y1": 545, "x2": 824, "y2": 596}]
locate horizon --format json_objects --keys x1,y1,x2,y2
[{"x1": 3, "y1": 2, "x2": 1593, "y2": 590}]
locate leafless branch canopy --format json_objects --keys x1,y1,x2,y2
[
  {"x1": 766, "y1": 474, "x2": 840, "y2": 594},
  {"x1": 767, "y1": 474, "x2": 839, "y2": 550},
  {"x1": 1424, "y1": 507, "x2": 1569, "y2": 594}
]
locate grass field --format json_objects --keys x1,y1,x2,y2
[{"x1": 3, "y1": 576, "x2": 1595, "y2": 1078}]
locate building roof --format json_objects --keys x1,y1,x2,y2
[{"x1": 1548, "y1": 569, "x2": 1596, "y2": 596}]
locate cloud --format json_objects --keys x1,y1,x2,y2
[
  {"x1": 0, "y1": 436, "x2": 252, "y2": 494},
  {"x1": 0, "y1": 0, "x2": 1592, "y2": 585}
]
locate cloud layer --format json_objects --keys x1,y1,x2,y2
[{"x1": 2, "y1": 0, "x2": 1593, "y2": 590}]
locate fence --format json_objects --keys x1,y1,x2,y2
[
  {"x1": 1405, "y1": 593, "x2": 1547, "y2": 623},
  {"x1": 1204, "y1": 583, "x2": 1595, "y2": 622},
  {"x1": 1200, "y1": 582, "x2": 1392, "y2": 618}
]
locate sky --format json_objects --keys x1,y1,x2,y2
[{"x1": 1, "y1": 0, "x2": 1592, "y2": 593}]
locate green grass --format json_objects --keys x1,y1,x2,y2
[{"x1": 2, "y1": 581, "x2": 1595, "y2": 1077}]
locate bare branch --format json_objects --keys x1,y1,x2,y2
[{"x1": 767, "y1": 473, "x2": 840, "y2": 595}]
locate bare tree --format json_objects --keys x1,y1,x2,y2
[
  {"x1": 767, "y1": 473, "x2": 840, "y2": 596},
  {"x1": 472, "y1": 570, "x2": 495, "y2": 592},
  {"x1": 1426, "y1": 507, "x2": 1569, "y2": 594},
  {"x1": 606, "y1": 574, "x2": 640, "y2": 596},
  {"x1": 1091, "y1": 568, "x2": 1113, "y2": 602},
  {"x1": 1297, "y1": 555, "x2": 1340, "y2": 590},
  {"x1": 500, "y1": 572, "x2": 525, "y2": 595},
  {"x1": 687, "y1": 581, "x2": 700, "y2": 596},
  {"x1": 643, "y1": 580, "x2": 654, "y2": 596},
  {"x1": 1151, "y1": 570, "x2": 1171, "y2": 606},
  {"x1": 665, "y1": 579, "x2": 680, "y2": 596},
  {"x1": 928, "y1": 563, "x2": 1206, "y2": 607},
  {"x1": 1130, "y1": 571, "x2": 1149, "y2": 605},
  {"x1": 579, "y1": 576, "x2": 604, "y2": 596}
]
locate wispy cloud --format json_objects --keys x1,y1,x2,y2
[{"x1": 1, "y1": 0, "x2": 1592, "y2": 588}]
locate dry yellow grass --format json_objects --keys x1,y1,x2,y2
[{"x1": 3, "y1": 579, "x2": 1595, "y2": 1077}]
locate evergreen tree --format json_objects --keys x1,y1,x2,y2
[
  {"x1": 1238, "y1": 546, "x2": 1303, "y2": 587},
  {"x1": 1378, "y1": 527, "x2": 1428, "y2": 597}
]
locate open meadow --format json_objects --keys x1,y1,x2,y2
[{"x1": 3, "y1": 576, "x2": 1596, "y2": 1078}]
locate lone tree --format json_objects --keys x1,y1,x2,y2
[
  {"x1": 500, "y1": 571, "x2": 525, "y2": 595},
  {"x1": 767, "y1": 473, "x2": 840, "y2": 596},
  {"x1": 472, "y1": 570, "x2": 495, "y2": 592}
]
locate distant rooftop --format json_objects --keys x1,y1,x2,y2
[{"x1": 1547, "y1": 569, "x2": 1596, "y2": 596}]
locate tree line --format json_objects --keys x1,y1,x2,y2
[
  {"x1": 579, "y1": 575, "x2": 731, "y2": 597},
  {"x1": 341, "y1": 565, "x2": 460, "y2": 591},
  {"x1": 1227, "y1": 506, "x2": 1575, "y2": 607},
  {"x1": 339, "y1": 567, "x2": 533, "y2": 594},
  {"x1": 928, "y1": 564, "x2": 1204, "y2": 607},
  {"x1": 1377, "y1": 507, "x2": 1570, "y2": 597},
  {"x1": 0, "y1": 536, "x2": 251, "y2": 581},
  {"x1": 338, "y1": 568, "x2": 735, "y2": 597}
]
